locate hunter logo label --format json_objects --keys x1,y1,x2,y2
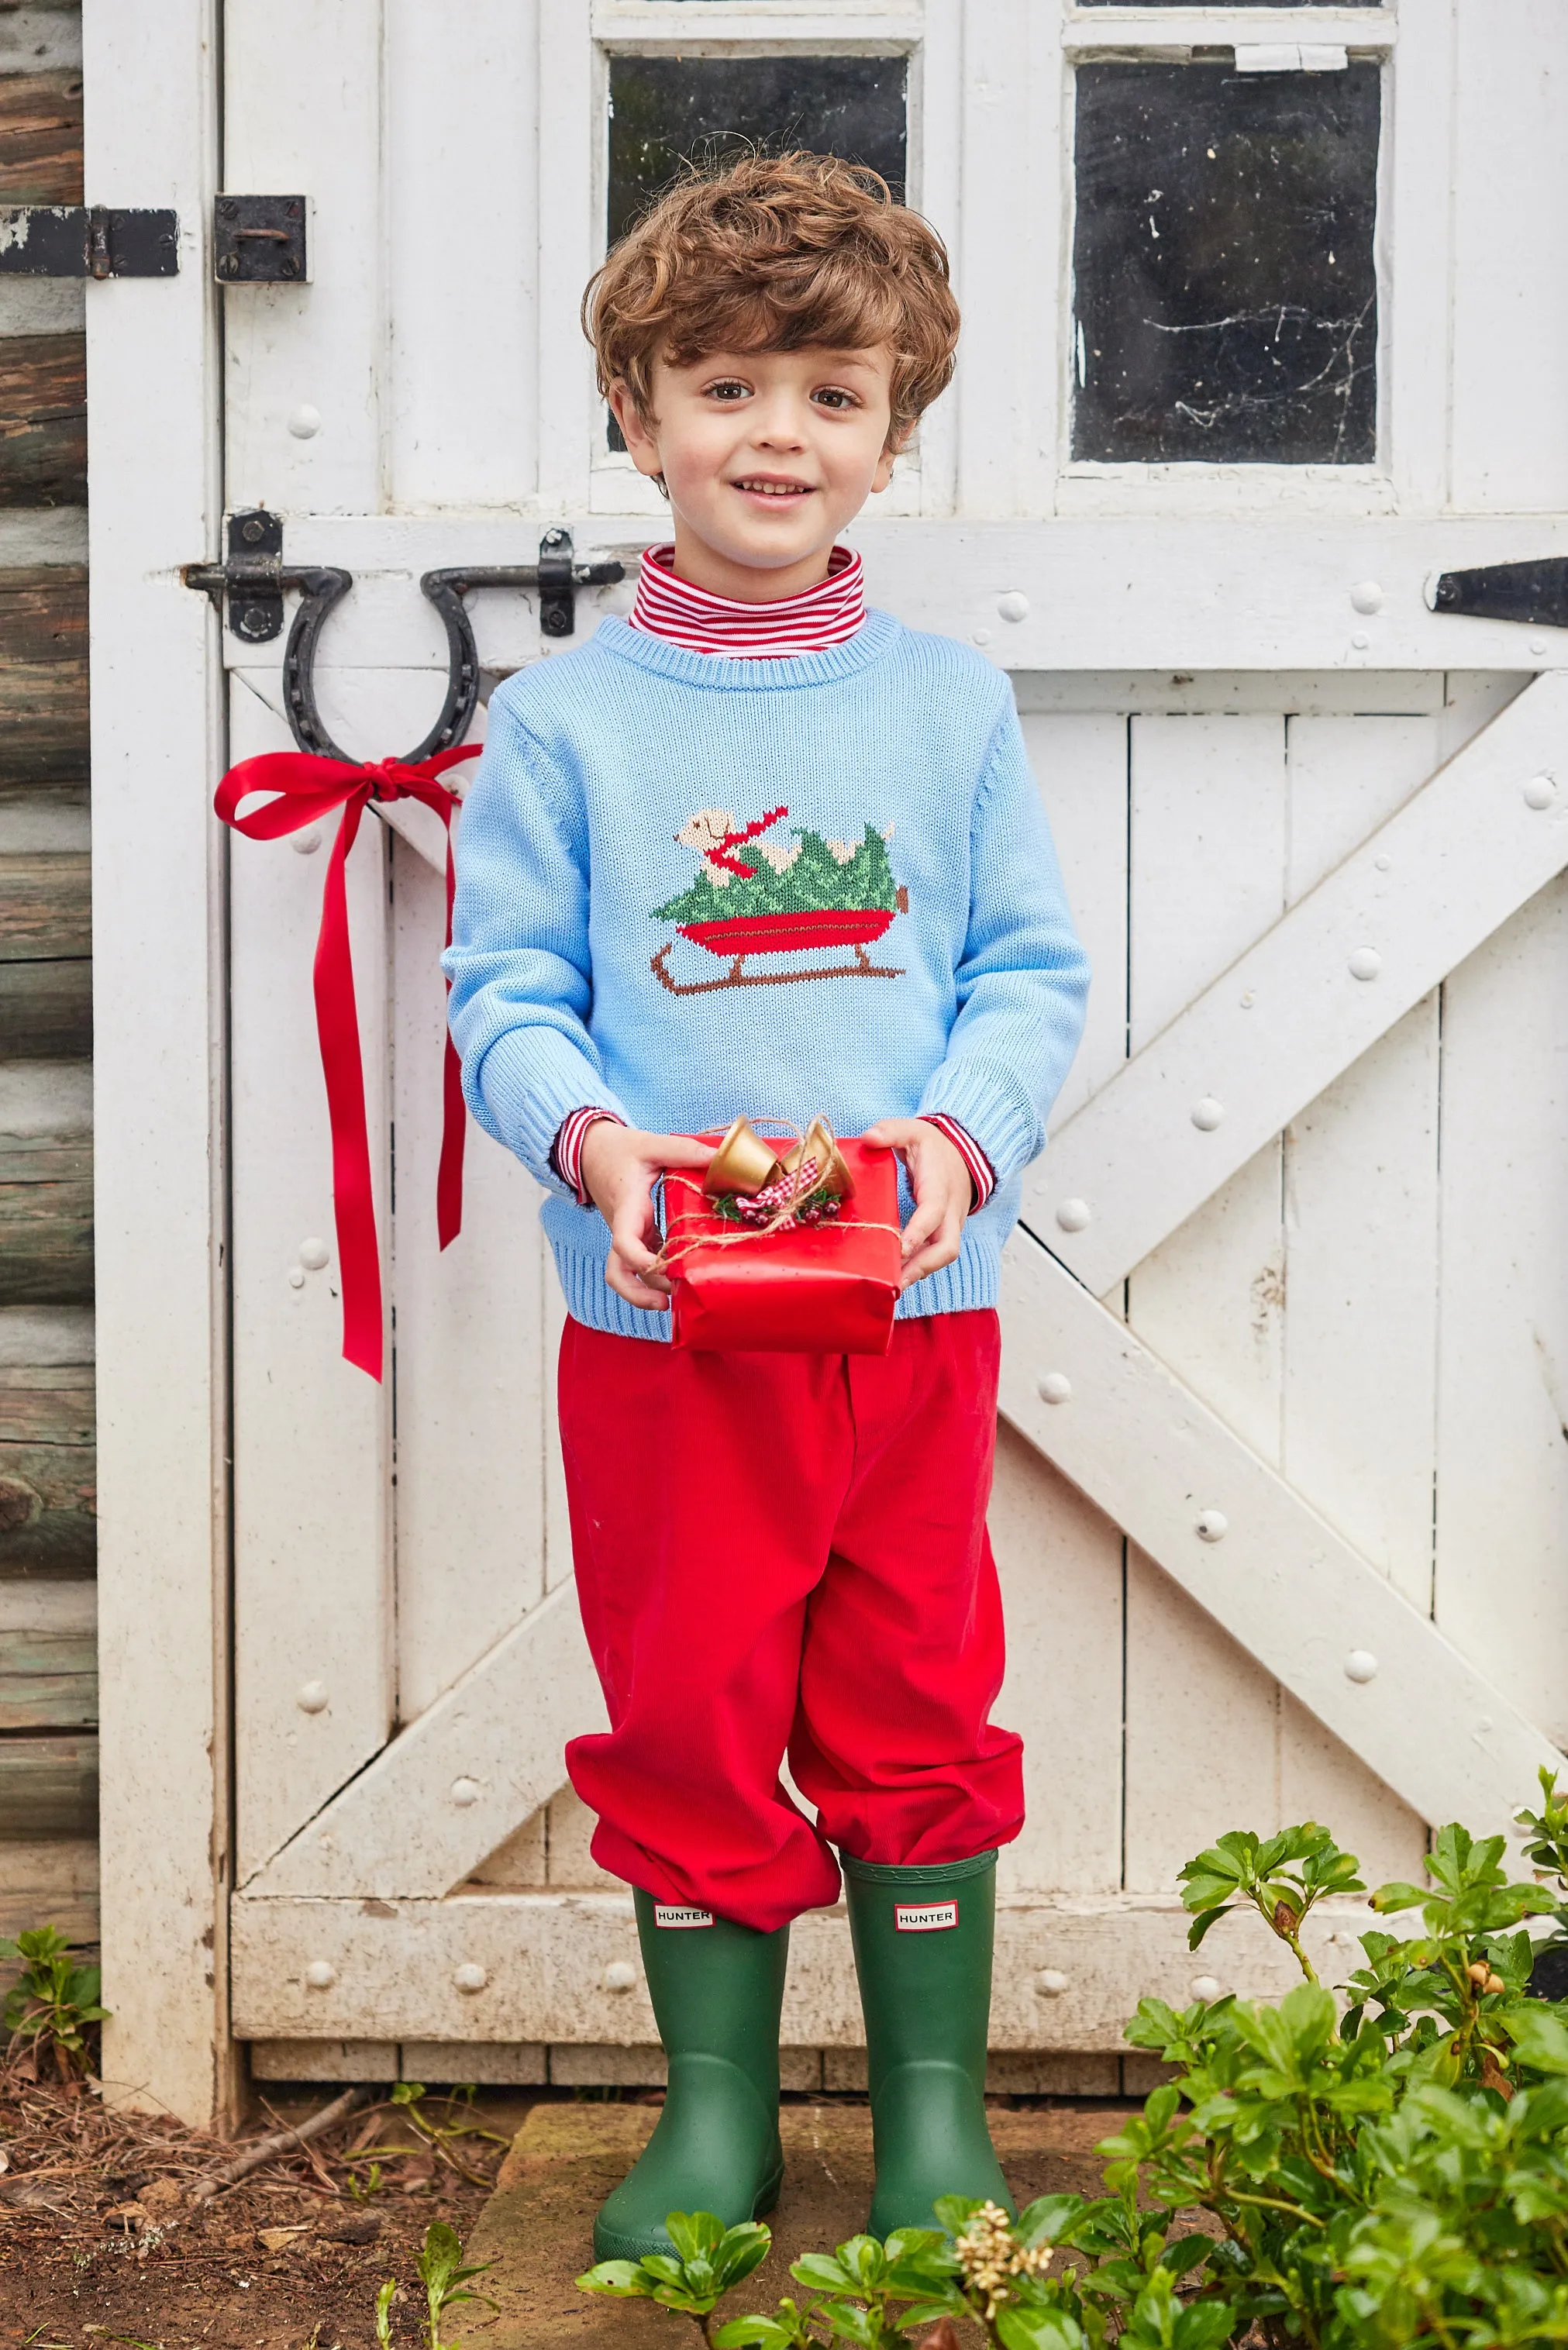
[
  {"x1": 651, "y1": 804, "x2": 908, "y2": 996},
  {"x1": 895, "y1": 1900, "x2": 959, "y2": 1932},
  {"x1": 653, "y1": 1904, "x2": 715, "y2": 1928}
]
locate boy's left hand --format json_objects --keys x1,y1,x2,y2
[{"x1": 860, "y1": 1117, "x2": 971, "y2": 1290}]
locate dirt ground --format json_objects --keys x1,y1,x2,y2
[
  {"x1": 0, "y1": 2074, "x2": 1142, "y2": 2350},
  {"x1": 0, "y1": 2067, "x2": 539, "y2": 2349}
]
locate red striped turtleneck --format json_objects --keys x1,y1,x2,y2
[
  {"x1": 628, "y1": 542, "x2": 866, "y2": 659},
  {"x1": 549, "y1": 542, "x2": 994, "y2": 1212}
]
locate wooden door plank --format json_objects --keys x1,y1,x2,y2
[
  {"x1": 246, "y1": 1581, "x2": 605, "y2": 1899},
  {"x1": 1029, "y1": 674, "x2": 1568, "y2": 1296},
  {"x1": 1435, "y1": 880, "x2": 1568, "y2": 1755},
  {"x1": 384, "y1": 0, "x2": 536, "y2": 511},
  {"x1": 391, "y1": 834, "x2": 550, "y2": 1725},
  {"x1": 228, "y1": 684, "x2": 392, "y2": 1885},
  {"x1": 230, "y1": 1887, "x2": 1373, "y2": 2052},
  {"x1": 222, "y1": 0, "x2": 383, "y2": 516},
  {"x1": 1122, "y1": 714, "x2": 1289, "y2": 1881},
  {"x1": 998, "y1": 1235, "x2": 1559, "y2": 1837}
]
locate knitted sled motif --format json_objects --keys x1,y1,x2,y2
[{"x1": 651, "y1": 805, "x2": 907, "y2": 996}]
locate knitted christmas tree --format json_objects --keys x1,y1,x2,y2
[{"x1": 653, "y1": 816, "x2": 899, "y2": 925}]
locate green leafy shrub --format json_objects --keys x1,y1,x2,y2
[
  {"x1": 1, "y1": 1924, "x2": 108, "y2": 2076},
  {"x1": 584, "y1": 1781, "x2": 1568, "y2": 2348}
]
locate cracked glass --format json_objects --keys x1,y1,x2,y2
[
  {"x1": 605, "y1": 57, "x2": 908, "y2": 450},
  {"x1": 1072, "y1": 62, "x2": 1380, "y2": 464}
]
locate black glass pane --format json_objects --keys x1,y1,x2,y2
[
  {"x1": 605, "y1": 58, "x2": 907, "y2": 449},
  {"x1": 608, "y1": 56, "x2": 907, "y2": 247},
  {"x1": 1073, "y1": 63, "x2": 1380, "y2": 464}
]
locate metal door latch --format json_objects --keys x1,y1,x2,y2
[
  {"x1": 184, "y1": 515, "x2": 625, "y2": 763},
  {"x1": 1430, "y1": 558, "x2": 1568, "y2": 631},
  {"x1": 213, "y1": 196, "x2": 310, "y2": 283},
  {"x1": 0, "y1": 205, "x2": 179, "y2": 277}
]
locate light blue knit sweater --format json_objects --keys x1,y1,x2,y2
[{"x1": 444, "y1": 610, "x2": 1090, "y2": 1341}]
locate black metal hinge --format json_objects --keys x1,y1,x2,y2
[
  {"x1": 1431, "y1": 558, "x2": 1568, "y2": 631},
  {"x1": 184, "y1": 514, "x2": 625, "y2": 763},
  {"x1": 0, "y1": 205, "x2": 179, "y2": 278}
]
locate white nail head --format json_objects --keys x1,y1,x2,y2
[
  {"x1": 1374, "y1": 854, "x2": 1392, "y2": 871},
  {"x1": 1036, "y1": 1969, "x2": 1070, "y2": 1997},
  {"x1": 295, "y1": 1680, "x2": 329, "y2": 1714},
  {"x1": 1530, "y1": 638, "x2": 1548, "y2": 656},
  {"x1": 1191, "y1": 1097, "x2": 1225, "y2": 1132},
  {"x1": 1190, "y1": 1974, "x2": 1223, "y2": 2002},
  {"x1": 1038, "y1": 1372, "x2": 1073, "y2": 1406},
  {"x1": 971, "y1": 629, "x2": 992, "y2": 647},
  {"x1": 1345, "y1": 1649, "x2": 1379, "y2": 1683},
  {"x1": 1524, "y1": 774, "x2": 1557, "y2": 811},
  {"x1": 287, "y1": 1266, "x2": 306, "y2": 1290},
  {"x1": 1239, "y1": 989, "x2": 1256, "y2": 1008},
  {"x1": 305, "y1": 1959, "x2": 337, "y2": 1991},
  {"x1": 997, "y1": 591, "x2": 1029, "y2": 623},
  {"x1": 1351, "y1": 632, "x2": 1370, "y2": 651},
  {"x1": 298, "y1": 1238, "x2": 330, "y2": 1271},
  {"x1": 453, "y1": 1962, "x2": 488, "y2": 1994},
  {"x1": 1056, "y1": 1197, "x2": 1092, "y2": 1233},
  {"x1": 291, "y1": 828, "x2": 322, "y2": 854},
  {"x1": 1195, "y1": 1508, "x2": 1229, "y2": 1543},
  {"x1": 288, "y1": 403, "x2": 322, "y2": 439},
  {"x1": 450, "y1": 1776, "x2": 482, "y2": 1807},
  {"x1": 1348, "y1": 947, "x2": 1382, "y2": 981},
  {"x1": 604, "y1": 1961, "x2": 637, "y2": 1993},
  {"x1": 1349, "y1": 581, "x2": 1384, "y2": 615}
]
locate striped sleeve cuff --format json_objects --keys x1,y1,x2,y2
[
  {"x1": 919, "y1": 1115, "x2": 996, "y2": 1211},
  {"x1": 551, "y1": 1107, "x2": 625, "y2": 1206}
]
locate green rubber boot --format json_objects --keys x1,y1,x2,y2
[
  {"x1": 843, "y1": 1851, "x2": 1015, "y2": 2237},
  {"x1": 592, "y1": 1891, "x2": 788, "y2": 2262}
]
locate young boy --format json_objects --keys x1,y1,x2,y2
[{"x1": 445, "y1": 153, "x2": 1090, "y2": 2259}]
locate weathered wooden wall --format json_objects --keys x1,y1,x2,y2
[{"x1": 0, "y1": 3, "x2": 97, "y2": 1959}]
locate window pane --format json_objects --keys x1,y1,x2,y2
[
  {"x1": 607, "y1": 55, "x2": 908, "y2": 250},
  {"x1": 1073, "y1": 62, "x2": 1380, "y2": 464}
]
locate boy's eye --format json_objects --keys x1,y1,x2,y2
[
  {"x1": 705, "y1": 380, "x2": 750, "y2": 401},
  {"x1": 812, "y1": 388, "x2": 859, "y2": 412}
]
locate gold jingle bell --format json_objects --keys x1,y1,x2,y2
[
  {"x1": 703, "y1": 1115, "x2": 787, "y2": 1197},
  {"x1": 779, "y1": 1115, "x2": 856, "y2": 1199}
]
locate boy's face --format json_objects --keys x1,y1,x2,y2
[{"x1": 610, "y1": 344, "x2": 906, "y2": 599}]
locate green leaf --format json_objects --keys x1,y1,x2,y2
[
  {"x1": 1507, "y1": 2007, "x2": 1568, "y2": 2074},
  {"x1": 933, "y1": 2194, "x2": 984, "y2": 2237},
  {"x1": 713, "y1": 2224, "x2": 774, "y2": 2291},
  {"x1": 1185, "y1": 1906, "x2": 1232, "y2": 1952},
  {"x1": 995, "y1": 2307, "x2": 1086, "y2": 2350},
  {"x1": 791, "y1": 2254, "x2": 858, "y2": 2293},
  {"x1": 1015, "y1": 2194, "x2": 1090, "y2": 2248},
  {"x1": 714, "y1": 2321, "x2": 801, "y2": 2350},
  {"x1": 577, "y1": 2261, "x2": 656, "y2": 2300},
  {"x1": 1369, "y1": 1881, "x2": 1428, "y2": 1914},
  {"x1": 667, "y1": 2210, "x2": 727, "y2": 2265},
  {"x1": 822, "y1": 2300, "x2": 880, "y2": 2348}
]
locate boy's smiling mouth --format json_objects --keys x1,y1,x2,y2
[{"x1": 732, "y1": 475, "x2": 815, "y2": 499}]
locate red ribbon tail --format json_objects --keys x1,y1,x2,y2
[
  {"x1": 312, "y1": 794, "x2": 384, "y2": 1380},
  {"x1": 437, "y1": 1027, "x2": 466, "y2": 1252}
]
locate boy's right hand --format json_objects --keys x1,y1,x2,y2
[{"x1": 581, "y1": 1122, "x2": 713, "y2": 1311}]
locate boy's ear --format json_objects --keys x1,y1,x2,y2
[
  {"x1": 608, "y1": 381, "x2": 665, "y2": 482},
  {"x1": 870, "y1": 418, "x2": 917, "y2": 495}
]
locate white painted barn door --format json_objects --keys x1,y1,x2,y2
[{"x1": 214, "y1": 0, "x2": 1568, "y2": 2086}]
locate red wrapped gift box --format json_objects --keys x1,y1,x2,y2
[{"x1": 665, "y1": 1135, "x2": 901, "y2": 1355}]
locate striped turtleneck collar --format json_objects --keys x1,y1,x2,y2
[{"x1": 628, "y1": 543, "x2": 866, "y2": 660}]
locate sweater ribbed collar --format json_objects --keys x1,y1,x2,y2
[{"x1": 592, "y1": 606, "x2": 899, "y2": 692}]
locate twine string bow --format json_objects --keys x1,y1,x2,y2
[{"x1": 214, "y1": 743, "x2": 481, "y2": 1380}]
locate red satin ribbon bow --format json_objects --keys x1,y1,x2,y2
[{"x1": 214, "y1": 744, "x2": 481, "y2": 1380}]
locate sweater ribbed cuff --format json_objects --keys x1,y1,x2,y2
[
  {"x1": 918, "y1": 1058, "x2": 1042, "y2": 1190},
  {"x1": 473, "y1": 1029, "x2": 630, "y2": 1194}
]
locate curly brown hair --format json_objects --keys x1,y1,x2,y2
[{"x1": 584, "y1": 150, "x2": 960, "y2": 443}]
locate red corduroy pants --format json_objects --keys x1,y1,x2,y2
[{"x1": 558, "y1": 1308, "x2": 1024, "y2": 1933}]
